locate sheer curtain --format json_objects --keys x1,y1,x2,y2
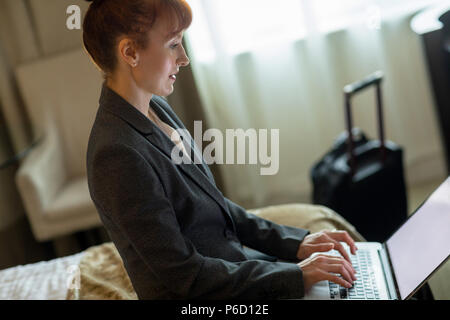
[{"x1": 184, "y1": 0, "x2": 448, "y2": 208}]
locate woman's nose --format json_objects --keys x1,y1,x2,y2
[
  {"x1": 178, "y1": 55, "x2": 190, "y2": 67},
  {"x1": 178, "y1": 48, "x2": 190, "y2": 67}
]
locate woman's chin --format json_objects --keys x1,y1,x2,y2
[
  {"x1": 147, "y1": 85, "x2": 174, "y2": 97},
  {"x1": 162, "y1": 85, "x2": 175, "y2": 97}
]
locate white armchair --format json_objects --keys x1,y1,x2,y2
[{"x1": 14, "y1": 48, "x2": 103, "y2": 242}]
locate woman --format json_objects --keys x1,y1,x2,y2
[{"x1": 84, "y1": 0, "x2": 357, "y2": 299}]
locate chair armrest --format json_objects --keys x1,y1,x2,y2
[{"x1": 15, "y1": 128, "x2": 67, "y2": 216}]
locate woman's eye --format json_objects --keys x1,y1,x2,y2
[{"x1": 170, "y1": 43, "x2": 180, "y2": 49}]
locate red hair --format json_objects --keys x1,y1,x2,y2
[{"x1": 83, "y1": 0, "x2": 192, "y2": 77}]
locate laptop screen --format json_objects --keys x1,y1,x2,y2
[{"x1": 386, "y1": 177, "x2": 450, "y2": 300}]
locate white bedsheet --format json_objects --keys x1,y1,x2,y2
[{"x1": 0, "y1": 252, "x2": 84, "y2": 300}]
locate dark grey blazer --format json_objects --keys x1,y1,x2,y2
[{"x1": 86, "y1": 84, "x2": 310, "y2": 299}]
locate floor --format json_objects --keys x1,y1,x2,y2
[{"x1": 407, "y1": 178, "x2": 449, "y2": 300}]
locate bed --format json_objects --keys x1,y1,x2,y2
[
  {"x1": 0, "y1": 252, "x2": 83, "y2": 300},
  {"x1": 0, "y1": 203, "x2": 364, "y2": 300}
]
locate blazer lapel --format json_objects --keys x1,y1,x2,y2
[
  {"x1": 143, "y1": 126, "x2": 235, "y2": 230},
  {"x1": 147, "y1": 100, "x2": 234, "y2": 226},
  {"x1": 150, "y1": 97, "x2": 215, "y2": 183},
  {"x1": 99, "y1": 85, "x2": 234, "y2": 229}
]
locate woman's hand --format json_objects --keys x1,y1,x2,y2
[
  {"x1": 297, "y1": 254, "x2": 357, "y2": 291},
  {"x1": 296, "y1": 230, "x2": 358, "y2": 263}
]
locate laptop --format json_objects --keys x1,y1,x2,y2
[{"x1": 303, "y1": 177, "x2": 450, "y2": 300}]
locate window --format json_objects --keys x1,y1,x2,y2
[
  {"x1": 309, "y1": 0, "x2": 372, "y2": 33},
  {"x1": 186, "y1": 0, "x2": 305, "y2": 60},
  {"x1": 213, "y1": 0, "x2": 306, "y2": 55},
  {"x1": 186, "y1": 0, "x2": 446, "y2": 61},
  {"x1": 310, "y1": 0, "x2": 445, "y2": 33}
]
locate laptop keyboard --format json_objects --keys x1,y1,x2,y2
[{"x1": 329, "y1": 249, "x2": 380, "y2": 300}]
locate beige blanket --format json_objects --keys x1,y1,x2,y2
[{"x1": 67, "y1": 203, "x2": 365, "y2": 300}]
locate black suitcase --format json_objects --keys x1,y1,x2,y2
[{"x1": 310, "y1": 71, "x2": 408, "y2": 242}]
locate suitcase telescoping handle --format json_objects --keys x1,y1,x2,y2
[{"x1": 344, "y1": 71, "x2": 386, "y2": 175}]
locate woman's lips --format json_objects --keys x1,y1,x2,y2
[{"x1": 169, "y1": 74, "x2": 177, "y2": 81}]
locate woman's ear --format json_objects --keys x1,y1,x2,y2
[{"x1": 117, "y1": 37, "x2": 139, "y2": 68}]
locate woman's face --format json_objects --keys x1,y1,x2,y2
[{"x1": 134, "y1": 18, "x2": 190, "y2": 97}]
